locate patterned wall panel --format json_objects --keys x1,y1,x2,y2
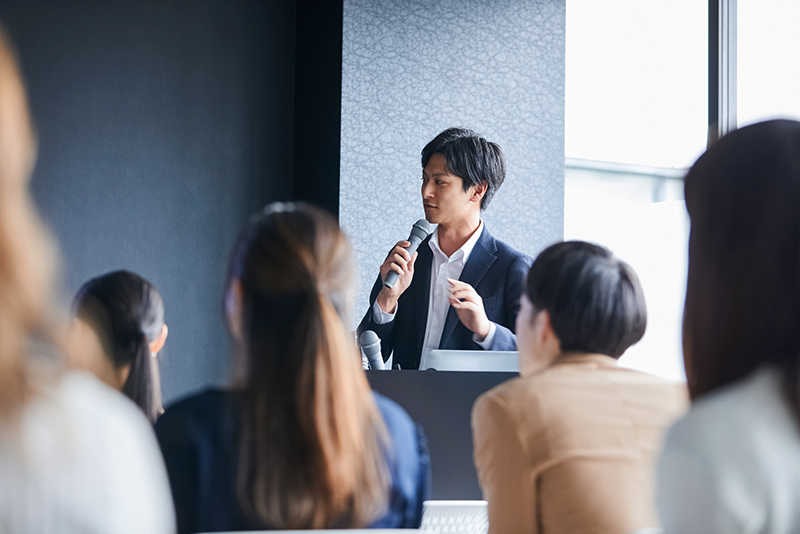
[{"x1": 340, "y1": 0, "x2": 566, "y2": 325}]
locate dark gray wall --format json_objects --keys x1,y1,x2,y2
[{"x1": 0, "y1": 0, "x2": 296, "y2": 401}]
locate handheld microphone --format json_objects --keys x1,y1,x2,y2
[
  {"x1": 384, "y1": 219, "x2": 433, "y2": 289},
  {"x1": 359, "y1": 330, "x2": 384, "y2": 370}
]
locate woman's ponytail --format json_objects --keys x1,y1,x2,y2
[
  {"x1": 73, "y1": 271, "x2": 165, "y2": 422},
  {"x1": 120, "y1": 331, "x2": 157, "y2": 422},
  {"x1": 232, "y1": 203, "x2": 389, "y2": 529}
]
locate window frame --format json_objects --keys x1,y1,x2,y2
[{"x1": 709, "y1": 0, "x2": 738, "y2": 145}]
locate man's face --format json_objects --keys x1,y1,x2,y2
[{"x1": 421, "y1": 153, "x2": 479, "y2": 226}]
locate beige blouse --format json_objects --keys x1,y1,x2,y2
[{"x1": 472, "y1": 353, "x2": 687, "y2": 534}]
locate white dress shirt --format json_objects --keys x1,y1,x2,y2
[
  {"x1": 657, "y1": 366, "x2": 800, "y2": 534},
  {"x1": 372, "y1": 221, "x2": 497, "y2": 368}
]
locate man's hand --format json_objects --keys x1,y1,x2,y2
[
  {"x1": 376, "y1": 241, "x2": 418, "y2": 314},
  {"x1": 447, "y1": 278, "x2": 491, "y2": 340}
]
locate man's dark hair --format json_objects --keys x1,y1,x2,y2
[
  {"x1": 421, "y1": 127, "x2": 506, "y2": 210},
  {"x1": 525, "y1": 241, "x2": 647, "y2": 359}
]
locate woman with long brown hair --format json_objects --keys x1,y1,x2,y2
[
  {"x1": 155, "y1": 202, "x2": 429, "y2": 533},
  {"x1": 0, "y1": 23, "x2": 174, "y2": 534},
  {"x1": 657, "y1": 119, "x2": 800, "y2": 533}
]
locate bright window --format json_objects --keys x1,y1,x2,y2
[
  {"x1": 738, "y1": 0, "x2": 800, "y2": 126},
  {"x1": 564, "y1": 0, "x2": 707, "y2": 381},
  {"x1": 566, "y1": 0, "x2": 707, "y2": 169}
]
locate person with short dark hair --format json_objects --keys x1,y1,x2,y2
[
  {"x1": 657, "y1": 120, "x2": 800, "y2": 534},
  {"x1": 472, "y1": 240, "x2": 687, "y2": 534},
  {"x1": 420, "y1": 127, "x2": 507, "y2": 211},
  {"x1": 358, "y1": 127, "x2": 532, "y2": 370}
]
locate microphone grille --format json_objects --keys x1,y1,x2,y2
[
  {"x1": 412, "y1": 219, "x2": 433, "y2": 236},
  {"x1": 359, "y1": 330, "x2": 380, "y2": 346}
]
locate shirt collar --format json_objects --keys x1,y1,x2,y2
[{"x1": 429, "y1": 219, "x2": 484, "y2": 264}]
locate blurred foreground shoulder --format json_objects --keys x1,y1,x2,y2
[
  {"x1": 657, "y1": 367, "x2": 800, "y2": 534},
  {"x1": 0, "y1": 370, "x2": 176, "y2": 534}
]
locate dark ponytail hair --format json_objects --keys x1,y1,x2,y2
[
  {"x1": 227, "y1": 203, "x2": 389, "y2": 529},
  {"x1": 73, "y1": 270, "x2": 165, "y2": 422}
]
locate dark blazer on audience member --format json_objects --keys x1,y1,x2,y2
[
  {"x1": 155, "y1": 390, "x2": 430, "y2": 534},
  {"x1": 358, "y1": 225, "x2": 532, "y2": 370}
]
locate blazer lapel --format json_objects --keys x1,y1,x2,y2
[
  {"x1": 412, "y1": 236, "x2": 434, "y2": 360},
  {"x1": 440, "y1": 226, "x2": 498, "y2": 348}
]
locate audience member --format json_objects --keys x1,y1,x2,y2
[
  {"x1": 657, "y1": 119, "x2": 800, "y2": 533},
  {"x1": 472, "y1": 240, "x2": 687, "y2": 534},
  {"x1": 69, "y1": 270, "x2": 168, "y2": 422},
  {"x1": 155, "y1": 202, "x2": 430, "y2": 533},
  {"x1": 0, "y1": 25, "x2": 175, "y2": 534}
]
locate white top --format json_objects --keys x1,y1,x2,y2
[
  {"x1": 657, "y1": 366, "x2": 800, "y2": 534},
  {"x1": 0, "y1": 371, "x2": 176, "y2": 534},
  {"x1": 372, "y1": 221, "x2": 496, "y2": 368}
]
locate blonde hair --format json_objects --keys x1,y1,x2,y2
[
  {"x1": 229, "y1": 203, "x2": 389, "y2": 529},
  {"x1": 0, "y1": 27, "x2": 58, "y2": 413}
]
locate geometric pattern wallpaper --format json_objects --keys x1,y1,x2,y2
[{"x1": 340, "y1": 0, "x2": 566, "y2": 325}]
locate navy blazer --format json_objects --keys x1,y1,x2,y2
[
  {"x1": 358, "y1": 225, "x2": 533, "y2": 370},
  {"x1": 155, "y1": 390, "x2": 430, "y2": 533}
]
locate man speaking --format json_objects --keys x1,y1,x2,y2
[{"x1": 358, "y1": 128, "x2": 532, "y2": 370}]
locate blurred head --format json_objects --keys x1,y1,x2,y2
[
  {"x1": 518, "y1": 241, "x2": 647, "y2": 376},
  {"x1": 225, "y1": 202, "x2": 388, "y2": 529},
  {"x1": 71, "y1": 271, "x2": 167, "y2": 422},
  {"x1": 421, "y1": 127, "x2": 506, "y2": 212},
  {"x1": 683, "y1": 119, "x2": 800, "y2": 404},
  {"x1": 0, "y1": 25, "x2": 58, "y2": 413}
]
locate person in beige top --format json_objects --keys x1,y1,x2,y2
[{"x1": 472, "y1": 241, "x2": 687, "y2": 534}]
